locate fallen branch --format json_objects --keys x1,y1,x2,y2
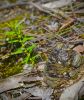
[{"x1": 0, "y1": 69, "x2": 42, "y2": 94}]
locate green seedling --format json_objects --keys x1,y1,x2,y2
[{"x1": 5, "y1": 20, "x2": 39, "y2": 65}]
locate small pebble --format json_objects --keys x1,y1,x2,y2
[
  {"x1": 23, "y1": 64, "x2": 32, "y2": 71},
  {"x1": 25, "y1": 20, "x2": 30, "y2": 25},
  {"x1": 63, "y1": 72, "x2": 70, "y2": 78},
  {"x1": 69, "y1": 71, "x2": 76, "y2": 77},
  {"x1": 37, "y1": 62, "x2": 46, "y2": 71},
  {"x1": 1, "y1": 47, "x2": 6, "y2": 52}
]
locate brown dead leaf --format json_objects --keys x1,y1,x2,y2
[
  {"x1": 73, "y1": 45, "x2": 84, "y2": 54},
  {"x1": 60, "y1": 18, "x2": 75, "y2": 30}
]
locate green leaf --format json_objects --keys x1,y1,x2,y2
[
  {"x1": 11, "y1": 48, "x2": 24, "y2": 55},
  {"x1": 23, "y1": 54, "x2": 30, "y2": 64},
  {"x1": 27, "y1": 44, "x2": 36, "y2": 53},
  {"x1": 8, "y1": 39, "x2": 19, "y2": 43},
  {"x1": 31, "y1": 54, "x2": 40, "y2": 61},
  {"x1": 6, "y1": 31, "x2": 15, "y2": 36},
  {"x1": 22, "y1": 37, "x2": 34, "y2": 43}
]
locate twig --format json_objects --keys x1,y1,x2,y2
[
  {"x1": 59, "y1": 18, "x2": 75, "y2": 30},
  {"x1": 29, "y1": 2, "x2": 57, "y2": 17},
  {"x1": 30, "y1": 2, "x2": 69, "y2": 19},
  {"x1": 42, "y1": 25, "x2": 84, "y2": 45},
  {"x1": 41, "y1": 26, "x2": 68, "y2": 43},
  {"x1": 72, "y1": 26, "x2": 83, "y2": 35}
]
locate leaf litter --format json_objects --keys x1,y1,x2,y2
[{"x1": 0, "y1": 0, "x2": 84, "y2": 100}]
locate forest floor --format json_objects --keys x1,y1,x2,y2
[{"x1": 0, "y1": 0, "x2": 84, "y2": 100}]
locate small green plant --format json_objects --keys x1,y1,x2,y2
[{"x1": 5, "y1": 20, "x2": 39, "y2": 65}]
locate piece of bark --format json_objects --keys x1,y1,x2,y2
[
  {"x1": 0, "y1": 69, "x2": 42, "y2": 93},
  {"x1": 60, "y1": 78, "x2": 84, "y2": 100},
  {"x1": 0, "y1": 75, "x2": 24, "y2": 93}
]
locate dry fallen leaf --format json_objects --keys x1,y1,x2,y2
[{"x1": 73, "y1": 45, "x2": 84, "y2": 54}]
